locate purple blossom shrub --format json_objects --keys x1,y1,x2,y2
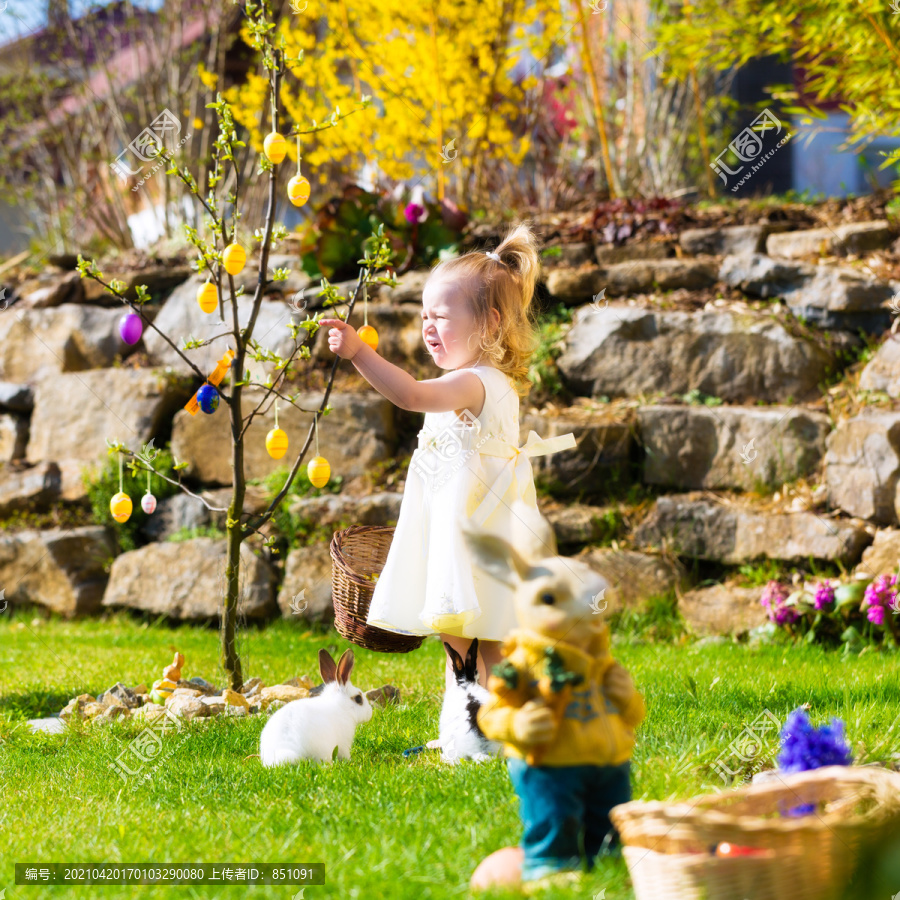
[
  {"x1": 760, "y1": 581, "x2": 799, "y2": 626},
  {"x1": 404, "y1": 202, "x2": 426, "y2": 224},
  {"x1": 861, "y1": 574, "x2": 897, "y2": 625},
  {"x1": 813, "y1": 581, "x2": 835, "y2": 611}
]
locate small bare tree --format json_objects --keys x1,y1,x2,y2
[{"x1": 76, "y1": 0, "x2": 393, "y2": 689}]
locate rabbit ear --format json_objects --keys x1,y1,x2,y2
[
  {"x1": 335, "y1": 649, "x2": 355, "y2": 685},
  {"x1": 459, "y1": 523, "x2": 534, "y2": 588},
  {"x1": 464, "y1": 639, "x2": 480, "y2": 682},
  {"x1": 509, "y1": 499, "x2": 557, "y2": 559},
  {"x1": 318, "y1": 648, "x2": 338, "y2": 683},
  {"x1": 444, "y1": 642, "x2": 465, "y2": 681}
]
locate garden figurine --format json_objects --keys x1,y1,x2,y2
[
  {"x1": 149, "y1": 650, "x2": 185, "y2": 704},
  {"x1": 460, "y1": 500, "x2": 646, "y2": 888},
  {"x1": 163, "y1": 651, "x2": 185, "y2": 683}
]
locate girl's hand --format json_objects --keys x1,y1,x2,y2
[{"x1": 319, "y1": 318, "x2": 365, "y2": 360}]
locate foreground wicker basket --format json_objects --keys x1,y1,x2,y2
[
  {"x1": 609, "y1": 765, "x2": 900, "y2": 900},
  {"x1": 329, "y1": 524, "x2": 425, "y2": 653}
]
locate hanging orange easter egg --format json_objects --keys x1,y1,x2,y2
[
  {"x1": 110, "y1": 491, "x2": 133, "y2": 523},
  {"x1": 266, "y1": 427, "x2": 289, "y2": 459},
  {"x1": 197, "y1": 281, "x2": 218, "y2": 313},
  {"x1": 223, "y1": 243, "x2": 246, "y2": 276},
  {"x1": 307, "y1": 455, "x2": 330, "y2": 488},
  {"x1": 288, "y1": 175, "x2": 311, "y2": 207},
  {"x1": 264, "y1": 131, "x2": 288, "y2": 164},
  {"x1": 357, "y1": 324, "x2": 379, "y2": 351}
]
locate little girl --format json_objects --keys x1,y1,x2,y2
[{"x1": 319, "y1": 222, "x2": 574, "y2": 746}]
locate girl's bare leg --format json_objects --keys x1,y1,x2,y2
[{"x1": 478, "y1": 639, "x2": 504, "y2": 688}]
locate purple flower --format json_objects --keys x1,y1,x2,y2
[
  {"x1": 404, "y1": 202, "x2": 426, "y2": 224},
  {"x1": 813, "y1": 581, "x2": 835, "y2": 611},
  {"x1": 760, "y1": 580, "x2": 787, "y2": 610},
  {"x1": 777, "y1": 708, "x2": 853, "y2": 773},
  {"x1": 760, "y1": 580, "x2": 798, "y2": 626},
  {"x1": 862, "y1": 574, "x2": 897, "y2": 625}
]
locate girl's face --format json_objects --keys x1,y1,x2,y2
[{"x1": 420, "y1": 277, "x2": 481, "y2": 370}]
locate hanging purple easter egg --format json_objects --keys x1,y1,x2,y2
[
  {"x1": 119, "y1": 312, "x2": 143, "y2": 345},
  {"x1": 197, "y1": 383, "x2": 219, "y2": 414},
  {"x1": 141, "y1": 492, "x2": 157, "y2": 514}
]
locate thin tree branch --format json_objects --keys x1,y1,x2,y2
[
  {"x1": 79, "y1": 268, "x2": 229, "y2": 399},
  {"x1": 122, "y1": 450, "x2": 230, "y2": 512},
  {"x1": 240, "y1": 268, "x2": 367, "y2": 540}
]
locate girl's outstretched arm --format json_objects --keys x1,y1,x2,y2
[{"x1": 319, "y1": 318, "x2": 485, "y2": 415}]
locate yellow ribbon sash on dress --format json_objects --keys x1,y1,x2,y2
[
  {"x1": 412, "y1": 424, "x2": 576, "y2": 561},
  {"x1": 416, "y1": 427, "x2": 578, "y2": 630},
  {"x1": 467, "y1": 429, "x2": 577, "y2": 528}
]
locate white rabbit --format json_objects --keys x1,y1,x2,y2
[
  {"x1": 259, "y1": 648, "x2": 372, "y2": 767},
  {"x1": 439, "y1": 638, "x2": 503, "y2": 764}
]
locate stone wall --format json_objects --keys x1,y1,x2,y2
[{"x1": 2, "y1": 215, "x2": 899, "y2": 635}]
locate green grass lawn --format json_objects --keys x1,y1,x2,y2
[{"x1": 1, "y1": 608, "x2": 899, "y2": 900}]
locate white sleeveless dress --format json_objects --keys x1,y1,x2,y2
[{"x1": 366, "y1": 365, "x2": 576, "y2": 641}]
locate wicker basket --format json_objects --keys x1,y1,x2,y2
[
  {"x1": 329, "y1": 524, "x2": 425, "y2": 653},
  {"x1": 609, "y1": 765, "x2": 900, "y2": 900}
]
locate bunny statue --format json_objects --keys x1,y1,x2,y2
[{"x1": 460, "y1": 500, "x2": 645, "y2": 889}]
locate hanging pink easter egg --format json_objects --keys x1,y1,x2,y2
[
  {"x1": 119, "y1": 312, "x2": 143, "y2": 345},
  {"x1": 141, "y1": 492, "x2": 157, "y2": 514}
]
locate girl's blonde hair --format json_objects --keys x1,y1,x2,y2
[{"x1": 429, "y1": 221, "x2": 542, "y2": 399}]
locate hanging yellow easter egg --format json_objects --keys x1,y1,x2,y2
[
  {"x1": 264, "y1": 131, "x2": 288, "y2": 164},
  {"x1": 307, "y1": 455, "x2": 330, "y2": 488},
  {"x1": 358, "y1": 324, "x2": 379, "y2": 351},
  {"x1": 266, "y1": 427, "x2": 289, "y2": 459},
  {"x1": 110, "y1": 491, "x2": 133, "y2": 523},
  {"x1": 287, "y1": 175, "x2": 311, "y2": 207},
  {"x1": 223, "y1": 243, "x2": 246, "y2": 275},
  {"x1": 197, "y1": 281, "x2": 218, "y2": 313}
]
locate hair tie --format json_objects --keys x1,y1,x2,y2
[{"x1": 485, "y1": 250, "x2": 502, "y2": 263}]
